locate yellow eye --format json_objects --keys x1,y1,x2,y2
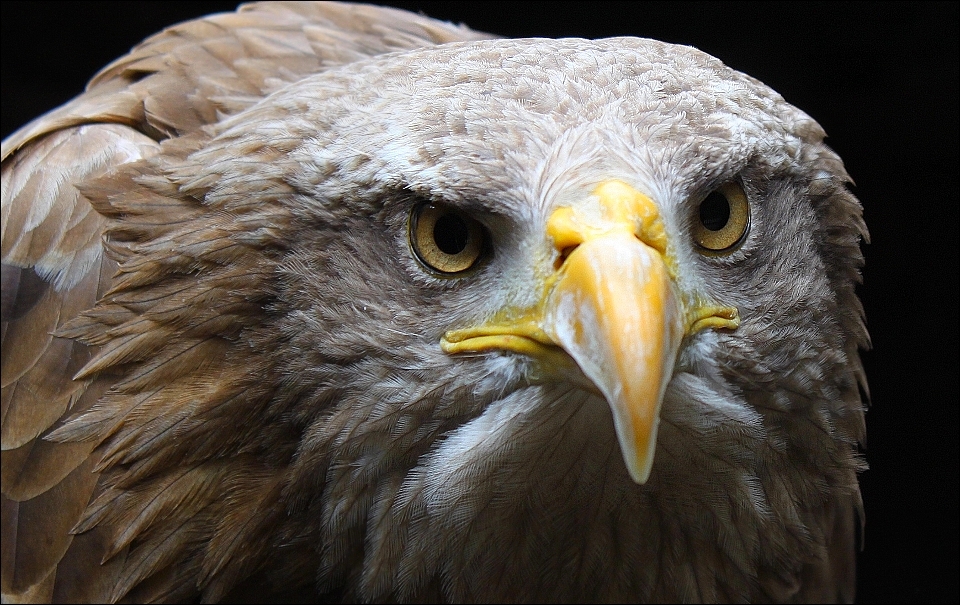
[
  {"x1": 410, "y1": 204, "x2": 486, "y2": 274},
  {"x1": 692, "y1": 182, "x2": 750, "y2": 253}
]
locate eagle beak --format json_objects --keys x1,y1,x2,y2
[
  {"x1": 442, "y1": 180, "x2": 738, "y2": 484},
  {"x1": 539, "y1": 181, "x2": 683, "y2": 483}
]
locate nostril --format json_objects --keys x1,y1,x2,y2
[{"x1": 554, "y1": 245, "x2": 578, "y2": 270}]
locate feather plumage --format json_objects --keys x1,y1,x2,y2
[{"x1": 1, "y1": 2, "x2": 867, "y2": 602}]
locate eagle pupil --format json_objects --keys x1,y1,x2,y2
[
  {"x1": 700, "y1": 192, "x2": 730, "y2": 231},
  {"x1": 434, "y1": 214, "x2": 469, "y2": 254}
]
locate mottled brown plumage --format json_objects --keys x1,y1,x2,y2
[{"x1": 1, "y1": 2, "x2": 868, "y2": 603}]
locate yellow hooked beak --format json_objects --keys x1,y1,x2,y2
[{"x1": 442, "y1": 180, "x2": 739, "y2": 483}]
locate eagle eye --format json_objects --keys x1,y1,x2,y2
[
  {"x1": 410, "y1": 203, "x2": 486, "y2": 274},
  {"x1": 693, "y1": 182, "x2": 750, "y2": 253}
]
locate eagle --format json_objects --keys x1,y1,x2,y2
[{"x1": 0, "y1": 2, "x2": 869, "y2": 602}]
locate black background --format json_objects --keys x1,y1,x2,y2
[{"x1": 2, "y1": 2, "x2": 957, "y2": 603}]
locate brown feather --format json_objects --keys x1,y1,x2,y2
[
  {"x1": 0, "y1": 272, "x2": 101, "y2": 448},
  {"x1": 1, "y1": 281, "x2": 61, "y2": 391},
  {"x1": 49, "y1": 524, "x2": 128, "y2": 604},
  {"x1": 1, "y1": 435, "x2": 96, "y2": 502},
  {"x1": 0, "y1": 456, "x2": 99, "y2": 593},
  {"x1": 199, "y1": 473, "x2": 285, "y2": 602}
]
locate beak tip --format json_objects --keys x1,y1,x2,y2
[{"x1": 625, "y1": 452, "x2": 654, "y2": 485}]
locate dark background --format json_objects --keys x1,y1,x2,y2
[{"x1": 2, "y1": 2, "x2": 957, "y2": 603}]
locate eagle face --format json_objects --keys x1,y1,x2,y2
[{"x1": 1, "y1": 9, "x2": 867, "y2": 604}]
